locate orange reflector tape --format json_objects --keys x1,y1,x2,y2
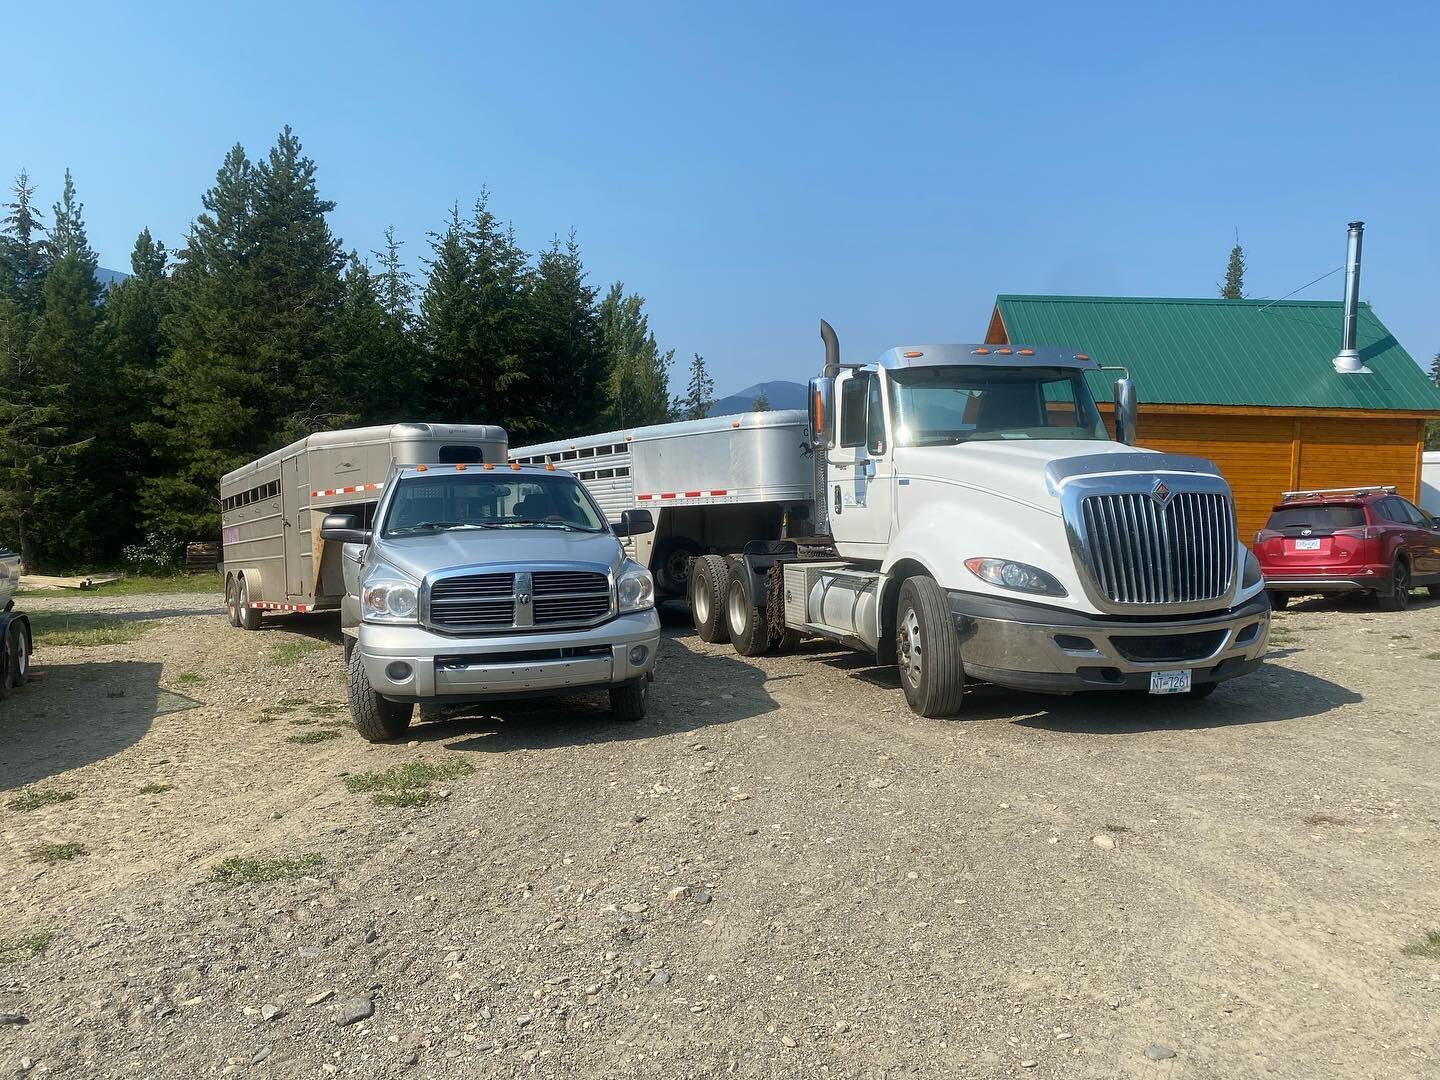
[
  {"x1": 903, "y1": 350, "x2": 923, "y2": 358},
  {"x1": 973, "y1": 347, "x2": 991, "y2": 355},
  {"x1": 455, "y1": 462, "x2": 466, "y2": 471},
  {"x1": 996, "y1": 347, "x2": 1013, "y2": 355},
  {"x1": 415, "y1": 464, "x2": 427, "y2": 471},
  {"x1": 1018, "y1": 348, "x2": 1034, "y2": 356}
]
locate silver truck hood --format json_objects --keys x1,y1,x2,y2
[
  {"x1": 897, "y1": 441, "x2": 1154, "y2": 513},
  {"x1": 372, "y1": 528, "x2": 624, "y2": 582}
]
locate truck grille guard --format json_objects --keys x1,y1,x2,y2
[
  {"x1": 1049, "y1": 454, "x2": 1238, "y2": 616},
  {"x1": 420, "y1": 561, "x2": 615, "y2": 634}
]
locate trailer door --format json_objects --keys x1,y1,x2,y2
[{"x1": 283, "y1": 453, "x2": 308, "y2": 600}]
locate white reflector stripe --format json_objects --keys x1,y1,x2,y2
[
  {"x1": 310, "y1": 482, "x2": 383, "y2": 498},
  {"x1": 635, "y1": 490, "x2": 728, "y2": 501},
  {"x1": 248, "y1": 602, "x2": 310, "y2": 612}
]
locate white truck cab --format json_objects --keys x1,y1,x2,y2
[
  {"x1": 712, "y1": 324, "x2": 1270, "y2": 716},
  {"x1": 320, "y1": 462, "x2": 661, "y2": 740}
]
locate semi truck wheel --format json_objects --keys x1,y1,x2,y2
[
  {"x1": 726, "y1": 560, "x2": 772, "y2": 657},
  {"x1": 609, "y1": 677, "x2": 649, "y2": 721},
  {"x1": 235, "y1": 577, "x2": 263, "y2": 631},
  {"x1": 225, "y1": 576, "x2": 242, "y2": 627},
  {"x1": 690, "y1": 554, "x2": 732, "y2": 643},
  {"x1": 894, "y1": 576, "x2": 966, "y2": 718},
  {"x1": 347, "y1": 646, "x2": 414, "y2": 742}
]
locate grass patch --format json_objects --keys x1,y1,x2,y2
[
  {"x1": 173, "y1": 671, "x2": 203, "y2": 686},
  {"x1": 1303, "y1": 813, "x2": 1351, "y2": 827},
  {"x1": 7, "y1": 788, "x2": 77, "y2": 812},
  {"x1": 286, "y1": 729, "x2": 341, "y2": 744},
  {"x1": 1401, "y1": 930, "x2": 1440, "y2": 960},
  {"x1": 137, "y1": 783, "x2": 174, "y2": 795},
  {"x1": 32, "y1": 842, "x2": 87, "y2": 864},
  {"x1": 279, "y1": 695, "x2": 311, "y2": 707},
  {"x1": 0, "y1": 930, "x2": 54, "y2": 967},
  {"x1": 17, "y1": 572, "x2": 224, "y2": 598},
  {"x1": 309, "y1": 703, "x2": 342, "y2": 716},
  {"x1": 343, "y1": 759, "x2": 475, "y2": 807},
  {"x1": 1102, "y1": 823, "x2": 1130, "y2": 834},
  {"x1": 1392, "y1": 633, "x2": 1412, "y2": 641},
  {"x1": 269, "y1": 639, "x2": 327, "y2": 667},
  {"x1": 253, "y1": 715, "x2": 277, "y2": 725},
  {"x1": 29, "y1": 612, "x2": 151, "y2": 648},
  {"x1": 1269, "y1": 629, "x2": 1297, "y2": 646},
  {"x1": 288, "y1": 715, "x2": 318, "y2": 726},
  {"x1": 1424, "y1": 652, "x2": 1440, "y2": 661},
  {"x1": 211, "y1": 853, "x2": 324, "y2": 887}
]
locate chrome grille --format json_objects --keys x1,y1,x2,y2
[
  {"x1": 531, "y1": 571, "x2": 610, "y2": 626},
  {"x1": 1079, "y1": 491, "x2": 1235, "y2": 606},
  {"x1": 425, "y1": 567, "x2": 612, "y2": 632},
  {"x1": 428, "y1": 573, "x2": 515, "y2": 629}
]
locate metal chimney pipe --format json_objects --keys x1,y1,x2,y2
[{"x1": 1333, "y1": 221, "x2": 1367, "y2": 373}]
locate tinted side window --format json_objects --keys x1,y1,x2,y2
[
  {"x1": 1378, "y1": 498, "x2": 1410, "y2": 525},
  {"x1": 866, "y1": 375, "x2": 886, "y2": 454},
  {"x1": 1397, "y1": 498, "x2": 1431, "y2": 526},
  {"x1": 839, "y1": 375, "x2": 870, "y2": 448}
]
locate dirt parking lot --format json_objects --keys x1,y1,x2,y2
[{"x1": 1, "y1": 590, "x2": 1438, "y2": 1079}]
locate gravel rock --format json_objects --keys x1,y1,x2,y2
[
  {"x1": 1092, "y1": 834, "x2": 1116, "y2": 849},
  {"x1": 649, "y1": 969, "x2": 671, "y2": 986},
  {"x1": 690, "y1": 888, "x2": 712, "y2": 905},
  {"x1": 1145, "y1": 1044, "x2": 1177, "y2": 1060},
  {"x1": 0, "y1": 1013, "x2": 29, "y2": 1025},
  {"x1": 259, "y1": 1003, "x2": 284, "y2": 1021},
  {"x1": 336, "y1": 998, "x2": 374, "y2": 1027}
]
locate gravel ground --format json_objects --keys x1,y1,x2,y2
[{"x1": 1, "y1": 591, "x2": 1437, "y2": 1079}]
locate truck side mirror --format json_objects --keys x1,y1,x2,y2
[
  {"x1": 808, "y1": 376, "x2": 835, "y2": 449},
  {"x1": 1113, "y1": 377, "x2": 1138, "y2": 446},
  {"x1": 319, "y1": 513, "x2": 372, "y2": 545},
  {"x1": 613, "y1": 509, "x2": 654, "y2": 537}
]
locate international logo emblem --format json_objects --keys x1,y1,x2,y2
[{"x1": 1150, "y1": 480, "x2": 1172, "y2": 504}]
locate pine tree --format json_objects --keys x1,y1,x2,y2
[
  {"x1": 1219, "y1": 238, "x2": 1246, "y2": 299},
  {"x1": 752, "y1": 390, "x2": 770, "y2": 412},
  {"x1": 518, "y1": 232, "x2": 605, "y2": 442},
  {"x1": 1429, "y1": 351, "x2": 1440, "y2": 388},
  {"x1": 0, "y1": 171, "x2": 48, "y2": 314},
  {"x1": 333, "y1": 252, "x2": 422, "y2": 423},
  {"x1": 598, "y1": 282, "x2": 674, "y2": 427},
  {"x1": 682, "y1": 353, "x2": 714, "y2": 420}
]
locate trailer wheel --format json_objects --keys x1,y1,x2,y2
[
  {"x1": 225, "y1": 575, "x2": 242, "y2": 627},
  {"x1": 235, "y1": 576, "x2": 263, "y2": 631},
  {"x1": 609, "y1": 677, "x2": 649, "y2": 721},
  {"x1": 347, "y1": 645, "x2": 414, "y2": 742},
  {"x1": 1, "y1": 620, "x2": 27, "y2": 697},
  {"x1": 653, "y1": 537, "x2": 702, "y2": 596},
  {"x1": 894, "y1": 576, "x2": 966, "y2": 718},
  {"x1": 726, "y1": 561, "x2": 772, "y2": 657},
  {"x1": 689, "y1": 554, "x2": 732, "y2": 643}
]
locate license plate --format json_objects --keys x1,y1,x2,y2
[
  {"x1": 1149, "y1": 669, "x2": 1192, "y2": 695},
  {"x1": 1294, "y1": 538, "x2": 1321, "y2": 550}
]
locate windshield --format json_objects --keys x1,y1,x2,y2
[
  {"x1": 887, "y1": 365, "x2": 1108, "y2": 446},
  {"x1": 381, "y1": 472, "x2": 608, "y2": 536}
]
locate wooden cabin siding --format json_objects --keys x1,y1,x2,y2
[{"x1": 1101, "y1": 409, "x2": 1424, "y2": 540}]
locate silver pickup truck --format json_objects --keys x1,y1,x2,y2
[{"x1": 319, "y1": 463, "x2": 661, "y2": 741}]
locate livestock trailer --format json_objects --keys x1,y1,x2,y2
[
  {"x1": 509, "y1": 411, "x2": 814, "y2": 595},
  {"x1": 220, "y1": 423, "x2": 508, "y2": 628}
]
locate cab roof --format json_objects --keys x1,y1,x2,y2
[{"x1": 875, "y1": 344, "x2": 1099, "y2": 371}]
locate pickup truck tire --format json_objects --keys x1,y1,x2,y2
[
  {"x1": 690, "y1": 554, "x2": 732, "y2": 643},
  {"x1": 347, "y1": 646, "x2": 414, "y2": 742},
  {"x1": 235, "y1": 577, "x2": 263, "y2": 631},
  {"x1": 609, "y1": 678, "x2": 649, "y2": 721},
  {"x1": 1378, "y1": 558, "x2": 1411, "y2": 611},
  {"x1": 0, "y1": 620, "x2": 27, "y2": 698},
  {"x1": 1266, "y1": 590, "x2": 1289, "y2": 611},
  {"x1": 895, "y1": 576, "x2": 966, "y2": 718},
  {"x1": 726, "y1": 560, "x2": 772, "y2": 657}
]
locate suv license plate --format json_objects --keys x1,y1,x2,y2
[
  {"x1": 1149, "y1": 669, "x2": 1192, "y2": 695},
  {"x1": 1295, "y1": 538, "x2": 1321, "y2": 550}
]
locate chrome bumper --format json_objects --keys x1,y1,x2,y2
[
  {"x1": 357, "y1": 610, "x2": 661, "y2": 702},
  {"x1": 950, "y1": 591, "x2": 1270, "y2": 694}
]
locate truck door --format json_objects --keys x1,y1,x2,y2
[
  {"x1": 829, "y1": 371, "x2": 894, "y2": 553},
  {"x1": 283, "y1": 453, "x2": 308, "y2": 600}
]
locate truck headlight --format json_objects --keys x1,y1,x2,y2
[
  {"x1": 1241, "y1": 548, "x2": 1262, "y2": 590},
  {"x1": 616, "y1": 561, "x2": 655, "y2": 613},
  {"x1": 361, "y1": 566, "x2": 420, "y2": 623},
  {"x1": 964, "y1": 557, "x2": 1067, "y2": 597}
]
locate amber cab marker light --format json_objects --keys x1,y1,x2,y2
[
  {"x1": 996, "y1": 347, "x2": 1013, "y2": 355},
  {"x1": 546, "y1": 462, "x2": 556, "y2": 471},
  {"x1": 454, "y1": 462, "x2": 467, "y2": 471},
  {"x1": 415, "y1": 464, "x2": 428, "y2": 472},
  {"x1": 482, "y1": 462, "x2": 494, "y2": 470},
  {"x1": 1018, "y1": 348, "x2": 1035, "y2": 356},
  {"x1": 509, "y1": 462, "x2": 520, "y2": 471},
  {"x1": 1075, "y1": 353, "x2": 1090, "y2": 361},
  {"x1": 973, "y1": 347, "x2": 991, "y2": 355},
  {"x1": 903, "y1": 349, "x2": 923, "y2": 358}
]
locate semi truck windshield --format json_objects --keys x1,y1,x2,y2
[
  {"x1": 382, "y1": 473, "x2": 609, "y2": 536},
  {"x1": 888, "y1": 366, "x2": 1108, "y2": 446}
]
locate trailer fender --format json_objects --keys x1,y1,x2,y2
[
  {"x1": 233, "y1": 567, "x2": 266, "y2": 605},
  {"x1": 737, "y1": 540, "x2": 798, "y2": 609}
]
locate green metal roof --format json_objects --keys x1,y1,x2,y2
[{"x1": 993, "y1": 294, "x2": 1440, "y2": 413}]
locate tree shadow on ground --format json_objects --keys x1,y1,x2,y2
[
  {"x1": 402, "y1": 635, "x2": 777, "y2": 753},
  {"x1": 0, "y1": 660, "x2": 181, "y2": 789}
]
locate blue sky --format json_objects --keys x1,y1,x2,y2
[{"x1": 4, "y1": 0, "x2": 1438, "y2": 394}]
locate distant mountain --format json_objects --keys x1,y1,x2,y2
[
  {"x1": 707, "y1": 379, "x2": 807, "y2": 417},
  {"x1": 95, "y1": 267, "x2": 129, "y2": 288}
]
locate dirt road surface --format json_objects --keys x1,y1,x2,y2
[{"x1": 2, "y1": 591, "x2": 1437, "y2": 1079}]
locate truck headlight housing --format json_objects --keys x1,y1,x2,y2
[
  {"x1": 616, "y1": 561, "x2": 655, "y2": 613},
  {"x1": 361, "y1": 565, "x2": 420, "y2": 623},
  {"x1": 964, "y1": 557, "x2": 1067, "y2": 597},
  {"x1": 1241, "y1": 547, "x2": 1262, "y2": 590}
]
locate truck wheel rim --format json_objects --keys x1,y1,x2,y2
[
  {"x1": 14, "y1": 633, "x2": 26, "y2": 676},
  {"x1": 693, "y1": 576, "x2": 710, "y2": 625},
  {"x1": 665, "y1": 549, "x2": 691, "y2": 586},
  {"x1": 727, "y1": 583, "x2": 748, "y2": 636},
  {"x1": 897, "y1": 607, "x2": 922, "y2": 688}
]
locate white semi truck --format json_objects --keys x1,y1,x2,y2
[{"x1": 522, "y1": 322, "x2": 1270, "y2": 717}]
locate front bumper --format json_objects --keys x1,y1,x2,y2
[
  {"x1": 950, "y1": 590, "x2": 1270, "y2": 694},
  {"x1": 357, "y1": 610, "x2": 661, "y2": 703}
]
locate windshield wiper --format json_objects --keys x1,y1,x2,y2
[
  {"x1": 494, "y1": 519, "x2": 599, "y2": 532},
  {"x1": 388, "y1": 521, "x2": 499, "y2": 534}
]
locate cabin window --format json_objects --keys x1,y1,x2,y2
[
  {"x1": 839, "y1": 374, "x2": 871, "y2": 448},
  {"x1": 438, "y1": 444, "x2": 484, "y2": 464}
]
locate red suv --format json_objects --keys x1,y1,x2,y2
[{"x1": 1255, "y1": 487, "x2": 1440, "y2": 610}]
